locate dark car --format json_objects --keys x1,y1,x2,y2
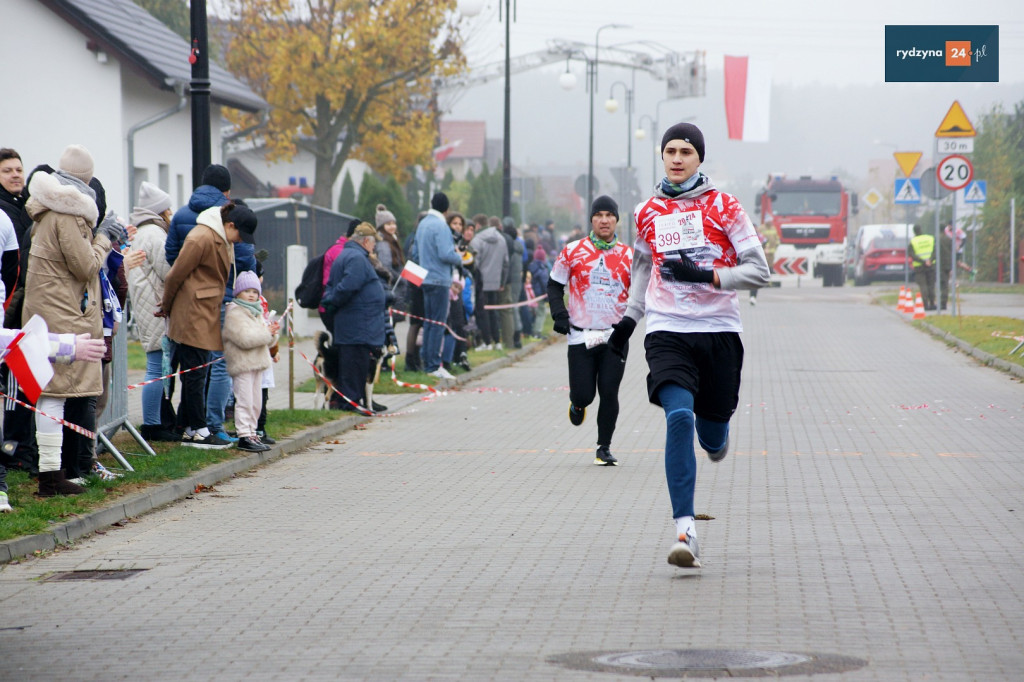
[{"x1": 853, "y1": 236, "x2": 909, "y2": 285}]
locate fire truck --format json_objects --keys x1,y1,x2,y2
[{"x1": 755, "y1": 175, "x2": 857, "y2": 287}]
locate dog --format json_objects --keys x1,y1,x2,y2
[{"x1": 312, "y1": 330, "x2": 334, "y2": 410}]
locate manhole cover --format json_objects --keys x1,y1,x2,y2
[
  {"x1": 45, "y1": 569, "x2": 147, "y2": 581},
  {"x1": 548, "y1": 649, "x2": 867, "y2": 678}
]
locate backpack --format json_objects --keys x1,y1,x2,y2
[{"x1": 295, "y1": 253, "x2": 326, "y2": 309}]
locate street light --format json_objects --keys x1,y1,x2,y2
[
  {"x1": 588, "y1": 23, "x2": 630, "y2": 213},
  {"x1": 457, "y1": 0, "x2": 512, "y2": 218},
  {"x1": 604, "y1": 80, "x2": 633, "y2": 171},
  {"x1": 189, "y1": 0, "x2": 211, "y2": 188},
  {"x1": 636, "y1": 113, "x2": 656, "y2": 194}
]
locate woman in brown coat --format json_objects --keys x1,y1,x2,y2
[
  {"x1": 23, "y1": 145, "x2": 121, "y2": 496},
  {"x1": 161, "y1": 202, "x2": 255, "y2": 448}
]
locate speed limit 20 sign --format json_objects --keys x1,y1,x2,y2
[{"x1": 937, "y1": 154, "x2": 974, "y2": 191}]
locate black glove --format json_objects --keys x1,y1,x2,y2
[
  {"x1": 552, "y1": 311, "x2": 571, "y2": 335},
  {"x1": 660, "y1": 253, "x2": 714, "y2": 284},
  {"x1": 607, "y1": 316, "x2": 636, "y2": 358}
]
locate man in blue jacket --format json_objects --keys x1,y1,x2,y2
[
  {"x1": 321, "y1": 223, "x2": 385, "y2": 412},
  {"x1": 165, "y1": 164, "x2": 255, "y2": 441},
  {"x1": 411, "y1": 192, "x2": 462, "y2": 379}
]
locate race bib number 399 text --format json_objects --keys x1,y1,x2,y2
[{"x1": 653, "y1": 211, "x2": 704, "y2": 253}]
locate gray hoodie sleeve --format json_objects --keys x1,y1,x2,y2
[
  {"x1": 624, "y1": 239, "x2": 652, "y2": 322},
  {"x1": 716, "y1": 244, "x2": 771, "y2": 291}
]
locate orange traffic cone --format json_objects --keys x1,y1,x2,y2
[
  {"x1": 912, "y1": 293, "x2": 926, "y2": 320},
  {"x1": 898, "y1": 286, "x2": 909, "y2": 313}
]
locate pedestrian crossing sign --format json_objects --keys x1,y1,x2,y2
[
  {"x1": 894, "y1": 178, "x2": 921, "y2": 204},
  {"x1": 963, "y1": 180, "x2": 986, "y2": 204}
]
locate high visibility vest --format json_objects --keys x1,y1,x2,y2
[{"x1": 910, "y1": 234, "x2": 934, "y2": 267}]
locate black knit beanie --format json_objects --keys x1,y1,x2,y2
[
  {"x1": 590, "y1": 195, "x2": 619, "y2": 221},
  {"x1": 201, "y1": 164, "x2": 232, "y2": 192},
  {"x1": 431, "y1": 191, "x2": 450, "y2": 214},
  {"x1": 661, "y1": 122, "x2": 705, "y2": 162}
]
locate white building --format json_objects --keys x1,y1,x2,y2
[{"x1": 2, "y1": 0, "x2": 264, "y2": 216}]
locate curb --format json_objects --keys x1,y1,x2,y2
[{"x1": 0, "y1": 335, "x2": 560, "y2": 564}]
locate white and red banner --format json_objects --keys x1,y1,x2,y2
[
  {"x1": 3, "y1": 315, "x2": 54, "y2": 404},
  {"x1": 399, "y1": 260, "x2": 428, "y2": 287},
  {"x1": 433, "y1": 140, "x2": 462, "y2": 163},
  {"x1": 724, "y1": 55, "x2": 772, "y2": 143}
]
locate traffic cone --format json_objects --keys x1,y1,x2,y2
[
  {"x1": 898, "y1": 286, "x2": 909, "y2": 313},
  {"x1": 912, "y1": 293, "x2": 926, "y2": 320}
]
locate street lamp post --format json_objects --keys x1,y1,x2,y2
[
  {"x1": 501, "y1": 0, "x2": 512, "y2": 219},
  {"x1": 588, "y1": 23, "x2": 629, "y2": 213},
  {"x1": 189, "y1": 0, "x2": 211, "y2": 188},
  {"x1": 635, "y1": 113, "x2": 656, "y2": 194}
]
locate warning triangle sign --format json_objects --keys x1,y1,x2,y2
[
  {"x1": 893, "y1": 152, "x2": 922, "y2": 177},
  {"x1": 935, "y1": 101, "x2": 976, "y2": 138}
]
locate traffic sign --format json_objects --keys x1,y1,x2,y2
[
  {"x1": 772, "y1": 256, "x2": 807, "y2": 276},
  {"x1": 963, "y1": 180, "x2": 986, "y2": 204},
  {"x1": 862, "y1": 188, "x2": 883, "y2": 209},
  {"x1": 937, "y1": 154, "x2": 973, "y2": 191},
  {"x1": 935, "y1": 100, "x2": 976, "y2": 138},
  {"x1": 920, "y1": 166, "x2": 952, "y2": 200},
  {"x1": 894, "y1": 178, "x2": 921, "y2": 204},
  {"x1": 893, "y1": 152, "x2": 922, "y2": 177}
]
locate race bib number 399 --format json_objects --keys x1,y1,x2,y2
[{"x1": 653, "y1": 211, "x2": 704, "y2": 253}]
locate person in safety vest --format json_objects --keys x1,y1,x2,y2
[{"x1": 908, "y1": 224, "x2": 936, "y2": 311}]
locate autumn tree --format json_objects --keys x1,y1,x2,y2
[
  {"x1": 973, "y1": 101, "x2": 1024, "y2": 280},
  {"x1": 221, "y1": 0, "x2": 467, "y2": 209}
]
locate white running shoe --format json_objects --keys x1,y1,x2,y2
[
  {"x1": 0, "y1": 492, "x2": 12, "y2": 513},
  {"x1": 668, "y1": 533, "x2": 702, "y2": 568},
  {"x1": 430, "y1": 367, "x2": 456, "y2": 380}
]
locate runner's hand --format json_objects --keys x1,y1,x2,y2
[
  {"x1": 660, "y1": 253, "x2": 714, "y2": 284},
  {"x1": 552, "y1": 311, "x2": 571, "y2": 335},
  {"x1": 607, "y1": 316, "x2": 636, "y2": 359}
]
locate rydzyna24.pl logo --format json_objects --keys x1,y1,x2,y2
[{"x1": 885, "y1": 25, "x2": 998, "y2": 82}]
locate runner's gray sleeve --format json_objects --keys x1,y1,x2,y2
[
  {"x1": 623, "y1": 238, "x2": 652, "y2": 322},
  {"x1": 716, "y1": 245, "x2": 771, "y2": 291}
]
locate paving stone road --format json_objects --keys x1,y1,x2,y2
[{"x1": 0, "y1": 285, "x2": 1022, "y2": 681}]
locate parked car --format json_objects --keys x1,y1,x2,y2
[{"x1": 854, "y1": 235, "x2": 910, "y2": 285}]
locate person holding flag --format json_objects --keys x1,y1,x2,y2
[{"x1": 0, "y1": 318, "x2": 106, "y2": 511}]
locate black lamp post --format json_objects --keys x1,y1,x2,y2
[
  {"x1": 189, "y1": 0, "x2": 211, "y2": 188},
  {"x1": 501, "y1": 0, "x2": 512, "y2": 219}
]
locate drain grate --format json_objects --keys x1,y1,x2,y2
[
  {"x1": 548, "y1": 649, "x2": 867, "y2": 678},
  {"x1": 45, "y1": 569, "x2": 147, "y2": 581}
]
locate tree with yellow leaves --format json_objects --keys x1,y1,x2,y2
[{"x1": 222, "y1": 0, "x2": 467, "y2": 209}]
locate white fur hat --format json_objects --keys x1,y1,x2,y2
[{"x1": 138, "y1": 181, "x2": 171, "y2": 215}]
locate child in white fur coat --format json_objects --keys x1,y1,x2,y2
[{"x1": 222, "y1": 271, "x2": 279, "y2": 453}]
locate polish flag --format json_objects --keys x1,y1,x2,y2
[
  {"x1": 399, "y1": 261, "x2": 428, "y2": 287},
  {"x1": 433, "y1": 140, "x2": 462, "y2": 163},
  {"x1": 2, "y1": 315, "x2": 54, "y2": 404},
  {"x1": 724, "y1": 56, "x2": 772, "y2": 142}
]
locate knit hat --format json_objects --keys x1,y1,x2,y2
[
  {"x1": 533, "y1": 247, "x2": 547, "y2": 262},
  {"x1": 138, "y1": 181, "x2": 171, "y2": 215},
  {"x1": 233, "y1": 270, "x2": 261, "y2": 297},
  {"x1": 352, "y1": 222, "x2": 378, "y2": 241},
  {"x1": 661, "y1": 122, "x2": 705, "y2": 162},
  {"x1": 591, "y1": 195, "x2": 619, "y2": 221},
  {"x1": 201, "y1": 164, "x2": 231, "y2": 192},
  {"x1": 224, "y1": 204, "x2": 257, "y2": 244},
  {"x1": 430, "y1": 191, "x2": 449, "y2": 214},
  {"x1": 59, "y1": 144, "x2": 94, "y2": 184},
  {"x1": 375, "y1": 203, "x2": 396, "y2": 229}
]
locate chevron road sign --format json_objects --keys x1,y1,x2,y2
[{"x1": 773, "y1": 256, "x2": 807, "y2": 276}]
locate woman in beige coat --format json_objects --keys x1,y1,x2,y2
[
  {"x1": 161, "y1": 202, "x2": 255, "y2": 448},
  {"x1": 23, "y1": 145, "x2": 121, "y2": 497}
]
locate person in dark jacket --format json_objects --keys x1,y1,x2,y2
[
  {"x1": 165, "y1": 164, "x2": 255, "y2": 441},
  {"x1": 322, "y1": 223, "x2": 386, "y2": 411}
]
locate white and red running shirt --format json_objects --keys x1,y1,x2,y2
[
  {"x1": 550, "y1": 236, "x2": 633, "y2": 346},
  {"x1": 632, "y1": 185, "x2": 762, "y2": 334}
]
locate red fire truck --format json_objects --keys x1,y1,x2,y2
[{"x1": 755, "y1": 175, "x2": 857, "y2": 287}]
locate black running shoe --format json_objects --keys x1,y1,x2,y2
[
  {"x1": 237, "y1": 436, "x2": 270, "y2": 453},
  {"x1": 594, "y1": 445, "x2": 618, "y2": 466},
  {"x1": 568, "y1": 403, "x2": 586, "y2": 426}
]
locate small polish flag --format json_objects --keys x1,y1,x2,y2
[
  {"x1": 399, "y1": 261, "x2": 428, "y2": 287},
  {"x1": 724, "y1": 55, "x2": 772, "y2": 143},
  {"x1": 432, "y1": 139, "x2": 462, "y2": 163},
  {"x1": 2, "y1": 315, "x2": 54, "y2": 404}
]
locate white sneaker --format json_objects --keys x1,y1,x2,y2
[
  {"x1": 495, "y1": 342, "x2": 504, "y2": 351},
  {"x1": 475, "y1": 344, "x2": 491, "y2": 351},
  {"x1": 668, "y1": 533, "x2": 701, "y2": 568},
  {"x1": 67, "y1": 477, "x2": 88, "y2": 487},
  {"x1": 430, "y1": 367, "x2": 456, "y2": 380},
  {"x1": 0, "y1": 492, "x2": 12, "y2": 513}
]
